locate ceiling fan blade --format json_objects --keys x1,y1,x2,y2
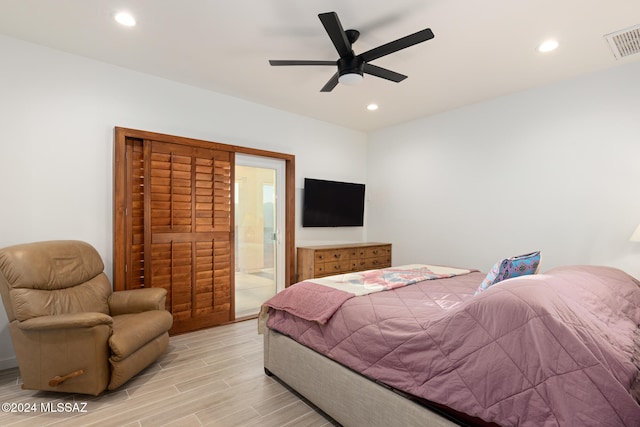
[
  {"x1": 269, "y1": 60, "x2": 336, "y2": 66},
  {"x1": 320, "y1": 72, "x2": 339, "y2": 92},
  {"x1": 318, "y1": 12, "x2": 353, "y2": 58},
  {"x1": 363, "y1": 63, "x2": 407, "y2": 82},
  {"x1": 360, "y1": 28, "x2": 434, "y2": 62}
]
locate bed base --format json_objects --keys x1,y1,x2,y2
[{"x1": 263, "y1": 328, "x2": 461, "y2": 427}]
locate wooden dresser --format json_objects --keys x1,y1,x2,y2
[{"x1": 296, "y1": 242, "x2": 392, "y2": 281}]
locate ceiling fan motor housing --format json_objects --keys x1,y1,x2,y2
[{"x1": 338, "y1": 56, "x2": 364, "y2": 77}]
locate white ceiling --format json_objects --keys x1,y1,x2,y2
[{"x1": 1, "y1": 0, "x2": 639, "y2": 132}]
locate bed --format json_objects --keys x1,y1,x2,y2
[{"x1": 260, "y1": 264, "x2": 640, "y2": 426}]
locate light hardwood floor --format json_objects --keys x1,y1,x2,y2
[{"x1": 0, "y1": 320, "x2": 335, "y2": 427}]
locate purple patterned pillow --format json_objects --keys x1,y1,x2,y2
[{"x1": 475, "y1": 251, "x2": 540, "y2": 295}]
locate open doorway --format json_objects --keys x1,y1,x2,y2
[{"x1": 234, "y1": 154, "x2": 285, "y2": 318}]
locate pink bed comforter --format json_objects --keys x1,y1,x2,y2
[{"x1": 265, "y1": 265, "x2": 640, "y2": 426}]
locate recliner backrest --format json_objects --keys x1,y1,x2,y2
[{"x1": 0, "y1": 240, "x2": 111, "y2": 321}]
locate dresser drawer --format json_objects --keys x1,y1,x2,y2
[
  {"x1": 351, "y1": 248, "x2": 366, "y2": 258},
  {"x1": 365, "y1": 256, "x2": 390, "y2": 270},
  {"x1": 353, "y1": 259, "x2": 367, "y2": 270},
  {"x1": 315, "y1": 249, "x2": 351, "y2": 263},
  {"x1": 364, "y1": 246, "x2": 389, "y2": 258},
  {"x1": 325, "y1": 260, "x2": 354, "y2": 275},
  {"x1": 314, "y1": 263, "x2": 327, "y2": 277}
]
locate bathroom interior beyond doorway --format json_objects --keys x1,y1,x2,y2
[{"x1": 234, "y1": 155, "x2": 285, "y2": 318}]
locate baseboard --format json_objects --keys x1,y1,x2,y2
[{"x1": 0, "y1": 357, "x2": 18, "y2": 371}]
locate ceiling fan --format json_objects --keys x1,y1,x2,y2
[{"x1": 269, "y1": 11, "x2": 435, "y2": 92}]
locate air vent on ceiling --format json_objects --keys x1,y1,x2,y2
[{"x1": 604, "y1": 24, "x2": 640, "y2": 59}]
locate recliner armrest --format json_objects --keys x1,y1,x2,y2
[
  {"x1": 108, "y1": 288, "x2": 167, "y2": 315},
  {"x1": 16, "y1": 312, "x2": 113, "y2": 331}
]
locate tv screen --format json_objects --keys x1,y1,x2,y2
[{"x1": 302, "y1": 178, "x2": 365, "y2": 227}]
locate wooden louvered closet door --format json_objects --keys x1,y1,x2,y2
[{"x1": 126, "y1": 138, "x2": 233, "y2": 334}]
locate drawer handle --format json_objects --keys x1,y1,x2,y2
[
  {"x1": 372, "y1": 260, "x2": 379, "y2": 265},
  {"x1": 372, "y1": 250, "x2": 378, "y2": 255},
  {"x1": 334, "y1": 265, "x2": 342, "y2": 270},
  {"x1": 334, "y1": 254, "x2": 341, "y2": 259}
]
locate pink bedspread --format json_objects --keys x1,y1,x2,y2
[{"x1": 266, "y1": 265, "x2": 640, "y2": 426}]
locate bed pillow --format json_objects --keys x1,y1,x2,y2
[{"x1": 475, "y1": 251, "x2": 540, "y2": 295}]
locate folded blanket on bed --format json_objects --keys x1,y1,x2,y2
[
  {"x1": 308, "y1": 264, "x2": 472, "y2": 295},
  {"x1": 259, "y1": 264, "x2": 472, "y2": 328}
]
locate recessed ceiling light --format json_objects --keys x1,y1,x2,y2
[
  {"x1": 537, "y1": 39, "x2": 559, "y2": 53},
  {"x1": 367, "y1": 103, "x2": 379, "y2": 111},
  {"x1": 114, "y1": 12, "x2": 136, "y2": 27}
]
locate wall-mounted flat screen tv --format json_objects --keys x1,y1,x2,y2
[{"x1": 302, "y1": 178, "x2": 365, "y2": 227}]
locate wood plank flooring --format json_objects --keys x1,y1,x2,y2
[{"x1": 0, "y1": 320, "x2": 335, "y2": 426}]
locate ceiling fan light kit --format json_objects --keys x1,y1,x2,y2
[
  {"x1": 338, "y1": 73, "x2": 363, "y2": 85},
  {"x1": 269, "y1": 11, "x2": 434, "y2": 92}
]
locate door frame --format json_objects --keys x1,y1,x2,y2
[{"x1": 113, "y1": 127, "x2": 296, "y2": 292}]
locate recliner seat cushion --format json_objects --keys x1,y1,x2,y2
[{"x1": 109, "y1": 310, "x2": 174, "y2": 361}]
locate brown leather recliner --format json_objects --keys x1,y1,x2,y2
[{"x1": 0, "y1": 240, "x2": 173, "y2": 395}]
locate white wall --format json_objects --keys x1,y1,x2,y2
[
  {"x1": 0, "y1": 35, "x2": 367, "y2": 368},
  {"x1": 3, "y1": 33, "x2": 639, "y2": 370},
  {"x1": 367, "y1": 60, "x2": 640, "y2": 277}
]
